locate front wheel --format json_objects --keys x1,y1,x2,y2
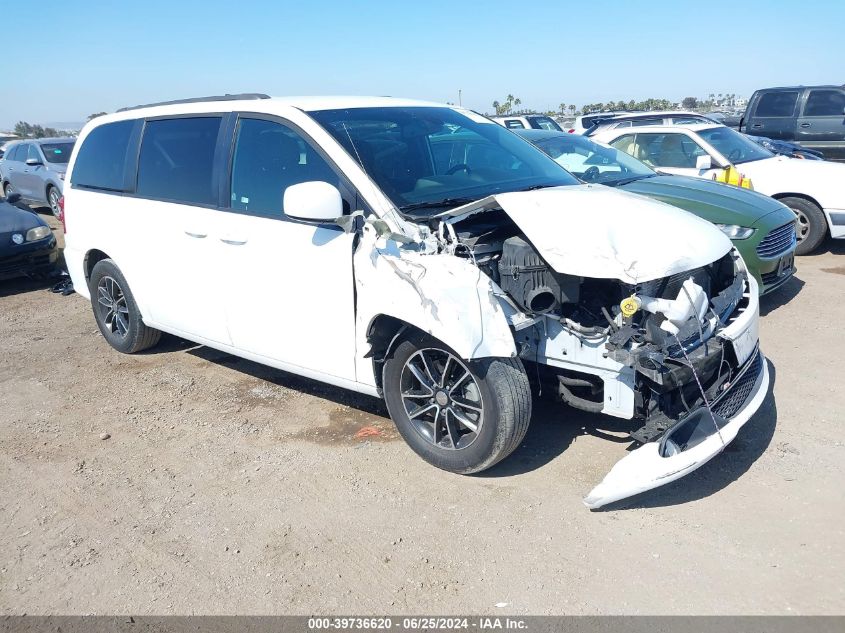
[
  {"x1": 89, "y1": 259, "x2": 161, "y2": 354},
  {"x1": 47, "y1": 186, "x2": 61, "y2": 217},
  {"x1": 781, "y1": 196, "x2": 827, "y2": 255},
  {"x1": 383, "y1": 334, "x2": 532, "y2": 474}
]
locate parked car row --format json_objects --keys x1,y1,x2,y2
[
  {"x1": 49, "y1": 94, "x2": 774, "y2": 508},
  {"x1": 591, "y1": 122, "x2": 845, "y2": 254},
  {"x1": 0, "y1": 137, "x2": 75, "y2": 216}
]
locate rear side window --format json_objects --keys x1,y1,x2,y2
[
  {"x1": 631, "y1": 117, "x2": 664, "y2": 127},
  {"x1": 72, "y1": 120, "x2": 135, "y2": 191},
  {"x1": 229, "y1": 118, "x2": 339, "y2": 217},
  {"x1": 10, "y1": 144, "x2": 26, "y2": 161},
  {"x1": 804, "y1": 90, "x2": 845, "y2": 117},
  {"x1": 504, "y1": 119, "x2": 525, "y2": 129},
  {"x1": 755, "y1": 91, "x2": 799, "y2": 117},
  {"x1": 137, "y1": 117, "x2": 222, "y2": 205}
]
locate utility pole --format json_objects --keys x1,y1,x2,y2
[{"x1": 458, "y1": 90, "x2": 462, "y2": 107}]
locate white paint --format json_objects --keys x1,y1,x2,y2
[
  {"x1": 447, "y1": 185, "x2": 732, "y2": 284},
  {"x1": 283, "y1": 181, "x2": 343, "y2": 221}
]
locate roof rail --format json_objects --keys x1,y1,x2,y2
[{"x1": 117, "y1": 93, "x2": 270, "y2": 113}]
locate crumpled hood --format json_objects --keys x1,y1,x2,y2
[
  {"x1": 448, "y1": 185, "x2": 732, "y2": 284},
  {"x1": 620, "y1": 175, "x2": 788, "y2": 227}
]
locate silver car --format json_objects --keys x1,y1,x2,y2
[{"x1": 0, "y1": 137, "x2": 75, "y2": 215}]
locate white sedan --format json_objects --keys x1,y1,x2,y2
[{"x1": 593, "y1": 123, "x2": 845, "y2": 254}]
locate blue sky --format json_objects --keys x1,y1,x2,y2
[{"x1": 3, "y1": 0, "x2": 844, "y2": 129}]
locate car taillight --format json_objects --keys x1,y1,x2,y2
[
  {"x1": 57, "y1": 195, "x2": 66, "y2": 233},
  {"x1": 567, "y1": 129, "x2": 575, "y2": 133}
]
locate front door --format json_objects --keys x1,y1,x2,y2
[
  {"x1": 218, "y1": 116, "x2": 358, "y2": 381},
  {"x1": 610, "y1": 132, "x2": 714, "y2": 178}
]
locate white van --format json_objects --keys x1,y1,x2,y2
[{"x1": 61, "y1": 95, "x2": 769, "y2": 508}]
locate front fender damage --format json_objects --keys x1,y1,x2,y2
[{"x1": 354, "y1": 220, "x2": 517, "y2": 383}]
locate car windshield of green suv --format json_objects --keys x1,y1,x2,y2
[
  {"x1": 310, "y1": 107, "x2": 578, "y2": 216},
  {"x1": 698, "y1": 127, "x2": 772, "y2": 164},
  {"x1": 39, "y1": 142, "x2": 74, "y2": 164},
  {"x1": 534, "y1": 134, "x2": 656, "y2": 186}
]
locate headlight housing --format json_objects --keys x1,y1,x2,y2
[
  {"x1": 26, "y1": 225, "x2": 51, "y2": 242},
  {"x1": 716, "y1": 224, "x2": 755, "y2": 240}
]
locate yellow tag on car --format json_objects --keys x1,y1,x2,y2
[
  {"x1": 620, "y1": 296, "x2": 639, "y2": 317},
  {"x1": 713, "y1": 165, "x2": 754, "y2": 190}
]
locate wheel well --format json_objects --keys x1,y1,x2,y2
[
  {"x1": 84, "y1": 249, "x2": 110, "y2": 282},
  {"x1": 45, "y1": 183, "x2": 56, "y2": 199},
  {"x1": 366, "y1": 315, "x2": 422, "y2": 391},
  {"x1": 771, "y1": 191, "x2": 823, "y2": 210}
]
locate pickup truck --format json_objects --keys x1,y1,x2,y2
[{"x1": 740, "y1": 85, "x2": 845, "y2": 162}]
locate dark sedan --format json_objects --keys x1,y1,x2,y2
[{"x1": 0, "y1": 193, "x2": 58, "y2": 280}]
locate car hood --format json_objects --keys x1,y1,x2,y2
[
  {"x1": 618, "y1": 175, "x2": 789, "y2": 227},
  {"x1": 738, "y1": 156, "x2": 845, "y2": 208},
  {"x1": 445, "y1": 185, "x2": 732, "y2": 284},
  {"x1": 0, "y1": 200, "x2": 46, "y2": 233}
]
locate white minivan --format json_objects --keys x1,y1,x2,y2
[{"x1": 61, "y1": 95, "x2": 769, "y2": 508}]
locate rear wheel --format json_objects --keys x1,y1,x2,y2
[
  {"x1": 88, "y1": 259, "x2": 160, "y2": 354},
  {"x1": 781, "y1": 196, "x2": 827, "y2": 255},
  {"x1": 383, "y1": 333, "x2": 531, "y2": 474},
  {"x1": 3, "y1": 182, "x2": 13, "y2": 197}
]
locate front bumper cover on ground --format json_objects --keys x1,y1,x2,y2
[{"x1": 583, "y1": 349, "x2": 769, "y2": 509}]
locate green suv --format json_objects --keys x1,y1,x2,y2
[{"x1": 516, "y1": 129, "x2": 797, "y2": 294}]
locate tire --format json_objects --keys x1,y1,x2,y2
[
  {"x1": 88, "y1": 259, "x2": 161, "y2": 354},
  {"x1": 4, "y1": 182, "x2": 13, "y2": 197},
  {"x1": 47, "y1": 186, "x2": 61, "y2": 217},
  {"x1": 383, "y1": 333, "x2": 532, "y2": 474},
  {"x1": 781, "y1": 196, "x2": 827, "y2": 255}
]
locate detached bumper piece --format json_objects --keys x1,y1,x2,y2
[{"x1": 583, "y1": 348, "x2": 768, "y2": 509}]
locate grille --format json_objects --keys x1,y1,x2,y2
[
  {"x1": 712, "y1": 351, "x2": 763, "y2": 419},
  {"x1": 761, "y1": 269, "x2": 792, "y2": 288},
  {"x1": 756, "y1": 222, "x2": 796, "y2": 259}
]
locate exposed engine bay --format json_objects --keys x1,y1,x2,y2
[{"x1": 433, "y1": 207, "x2": 753, "y2": 446}]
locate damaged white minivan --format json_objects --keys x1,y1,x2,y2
[{"x1": 61, "y1": 95, "x2": 769, "y2": 508}]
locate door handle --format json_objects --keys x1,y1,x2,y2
[
  {"x1": 220, "y1": 237, "x2": 248, "y2": 245},
  {"x1": 800, "y1": 123, "x2": 811, "y2": 128},
  {"x1": 751, "y1": 124, "x2": 762, "y2": 129},
  {"x1": 184, "y1": 230, "x2": 207, "y2": 238}
]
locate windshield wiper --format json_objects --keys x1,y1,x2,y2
[
  {"x1": 520, "y1": 184, "x2": 558, "y2": 191},
  {"x1": 609, "y1": 174, "x2": 658, "y2": 186},
  {"x1": 399, "y1": 197, "x2": 478, "y2": 212}
]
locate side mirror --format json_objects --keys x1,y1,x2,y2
[
  {"x1": 25, "y1": 158, "x2": 43, "y2": 166},
  {"x1": 283, "y1": 181, "x2": 343, "y2": 222},
  {"x1": 695, "y1": 155, "x2": 712, "y2": 170}
]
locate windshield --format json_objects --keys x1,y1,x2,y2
[
  {"x1": 39, "y1": 142, "x2": 74, "y2": 164},
  {"x1": 309, "y1": 107, "x2": 578, "y2": 215},
  {"x1": 698, "y1": 127, "x2": 772, "y2": 164},
  {"x1": 529, "y1": 116, "x2": 562, "y2": 131},
  {"x1": 535, "y1": 134, "x2": 654, "y2": 185}
]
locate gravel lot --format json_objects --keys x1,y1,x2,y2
[{"x1": 1, "y1": 212, "x2": 843, "y2": 615}]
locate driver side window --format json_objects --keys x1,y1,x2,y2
[
  {"x1": 634, "y1": 133, "x2": 707, "y2": 169},
  {"x1": 230, "y1": 118, "x2": 341, "y2": 217}
]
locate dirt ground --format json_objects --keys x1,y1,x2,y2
[{"x1": 1, "y1": 212, "x2": 843, "y2": 615}]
